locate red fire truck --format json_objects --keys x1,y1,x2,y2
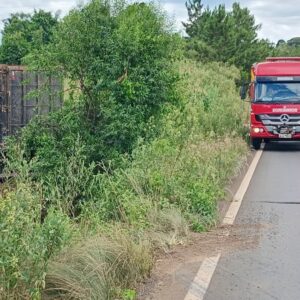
[{"x1": 241, "y1": 57, "x2": 300, "y2": 149}]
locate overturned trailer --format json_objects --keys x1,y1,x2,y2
[{"x1": 0, "y1": 65, "x2": 62, "y2": 141}]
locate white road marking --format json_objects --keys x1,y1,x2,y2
[
  {"x1": 223, "y1": 149, "x2": 263, "y2": 225},
  {"x1": 184, "y1": 254, "x2": 221, "y2": 300},
  {"x1": 184, "y1": 149, "x2": 264, "y2": 300}
]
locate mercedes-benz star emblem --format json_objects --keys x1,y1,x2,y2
[{"x1": 280, "y1": 114, "x2": 290, "y2": 123}]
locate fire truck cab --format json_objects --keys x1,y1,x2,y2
[{"x1": 242, "y1": 57, "x2": 300, "y2": 149}]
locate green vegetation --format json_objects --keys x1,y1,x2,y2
[
  {"x1": 0, "y1": 0, "x2": 250, "y2": 298},
  {"x1": 0, "y1": 10, "x2": 58, "y2": 64},
  {"x1": 22, "y1": 0, "x2": 179, "y2": 167},
  {"x1": 0, "y1": 58, "x2": 247, "y2": 298},
  {"x1": 275, "y1": 37, "x2": 300, "y2": 56}
]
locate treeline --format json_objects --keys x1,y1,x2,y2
[{"x1": 1, "y1": 0, "x2": 300, "y2": 79}]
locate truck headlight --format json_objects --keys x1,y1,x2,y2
[{"x1": 253, "y1": 127, "x2": 263, "y2": 133}]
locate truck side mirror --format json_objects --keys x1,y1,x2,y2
[
  {"x1": 240, "y1": 84, "x2": 248, "y2": 100},
  {"x1": 249, "y1": 82, "x2": 255, "y2": 100}
]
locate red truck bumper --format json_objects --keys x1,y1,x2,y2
[{"x1": 250, "y1": 125, "x2": 300, "y2": 140}]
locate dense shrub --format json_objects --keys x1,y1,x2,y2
[
  {"x1": 80, "y1": 60, "x2": 248, "y2": 230},
  {"x1": 23, "y1": 0, "x2": 179, "y2": 165},
  {"x1": 0, "y1": 180, "x2": 73, "y2": 299}
]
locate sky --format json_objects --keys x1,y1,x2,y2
[{"x1": 0, "y1": 0, "x2": 300, "y2": 43}]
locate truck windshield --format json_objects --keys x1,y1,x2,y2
[{"x1": 255, "y1": 82, "x2": 300, "y2": 102}]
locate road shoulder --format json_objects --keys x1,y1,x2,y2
[{"x1": 138, "y1": 150, "x2": 257, "y2": 300}]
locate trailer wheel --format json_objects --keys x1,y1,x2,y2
[{"x1": 251, "y1": 138, "x2": 262, "y2": 150}]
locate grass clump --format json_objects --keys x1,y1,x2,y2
[
  {"x1": 43, "y1": 231, "x2": 152, "y2": 299},
  {"x1": 44, "y1": 209, "x2": 188, "y2": 300}
]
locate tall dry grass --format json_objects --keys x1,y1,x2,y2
[{"x1": 43, "y1": 209, "x2": 188, "y2": 300}]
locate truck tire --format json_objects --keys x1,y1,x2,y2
[{"x1": 251, "y1": 138, "x2": 262, "y2": 150}]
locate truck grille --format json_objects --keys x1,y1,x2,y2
[
  {"x1": 256, "y1": 114, "x2": 300, "y2": 134},
  {"x1": 257, "y1": 114, "x2": 300, "y2": 126}
]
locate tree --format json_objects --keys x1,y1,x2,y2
[
  {"x1": 274, "y1": 37, "x2": 300, "y2": 57},
  {"x1": 287, "y1": 37, "x2": 300, "y2": 47},
  {"x1": 276, "y1": 39, "x2": 286, "y2": 47},
  {"x1": 22, "y1": 0, "x2": 179, "y2": 164},
  {"x1": 0, "y1": 10, "x2": 58, "y2": 64},
  {"x1": 183, "y1": 0, "x2": 273, "y2": 78}
]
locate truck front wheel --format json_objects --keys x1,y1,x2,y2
[{"x1": 251, "y1": 138, "x2": 262, "y2": 150}]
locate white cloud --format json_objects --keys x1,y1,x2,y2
[
  {"x1": 161, "y1": 2, "x2": 187, "y2": 33},
  {"x1": 1, "y1": 0, "x2": 300, "y2": 42},
  {"x1": 244, "y1": 0, "x2": 300, "y2": 42},
  {"x1": 0, "y1": 0, "x2": 77, "y2": 27}
]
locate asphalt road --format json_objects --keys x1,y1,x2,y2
[{"x1": 204, "y1": 141, "x2": 300, "y2": 300}]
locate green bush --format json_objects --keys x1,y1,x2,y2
[
  {"x1": 23, "y1": 0, "x2": 179, "y2": 165},
  {"x1": 0, "y1": 182, "x2": 73, "y2": 299},
  {"x1": 80, "y1": 61, "x2": 247, "y2": 226}
]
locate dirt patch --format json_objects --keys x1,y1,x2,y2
[{"x1": 138, "y1": 223, "x2": 270, "y2": 300}]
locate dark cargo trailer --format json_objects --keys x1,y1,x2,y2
[{"x1": 0, "y1": 65, "x2": 62, "y2": 141}]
